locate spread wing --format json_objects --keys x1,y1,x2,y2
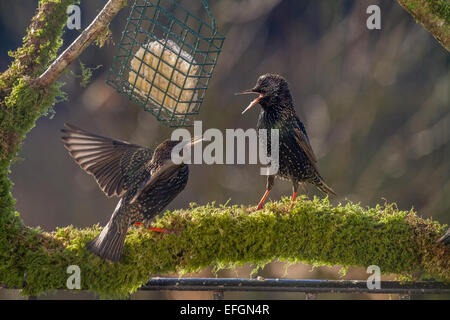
[
  {"x1": 292, "y1": 117, "x2": 318, "y2": 171},
  {"x1": 61, "y1": 123, "x2": 153, "y2": 198}
]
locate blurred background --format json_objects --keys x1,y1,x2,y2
[{"x1": 0, "y1": 0, "x2": 449, "y2": 299}]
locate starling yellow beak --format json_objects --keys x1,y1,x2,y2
[{"x1": 235, "y1": 89, "x2": 264, "y2": 115}]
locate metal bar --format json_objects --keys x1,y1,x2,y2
[
  {"x1": 141, "y1": 278, "x2": 450, "y2": 295},
  {"x1": 305, "y1": 293, "x2": 317, "y2": 300},
  {"x1": 213, "y1": 291, "x2": 224, "y2": 300}
]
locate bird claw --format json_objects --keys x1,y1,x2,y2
[
  {"x1": 149, "y1": 227, "x2": 184, "y2": 235},
  {"x1": 135, "y1": 223, "x2": 183, "y2": 235}
]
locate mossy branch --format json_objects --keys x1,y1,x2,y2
[
  {"x1": 397, "y1": 0, "x2": 450, "y2": 51},
  {"x1": 1, "y1": 197, "x2": 449, "y2": 298},
  {"x1": 34, "y1": 0, "x2": 125, "y2": 88}
]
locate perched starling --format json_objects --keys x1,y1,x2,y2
[
  {"x1": 61, "y1": 123, "x2": 199, "y2": 262},
  {"x1": 437, "y1": 228, "x2": 450, "y2": 246},
  {"x1": 238, "y1": 74, "x2": 335, "y2": 209}
]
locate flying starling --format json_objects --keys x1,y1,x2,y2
[
  {"x1": 437, "y1": 228, "x2": 450, "y2": 246},
  {"x1": 61, "y1": 123, "x2": 200, "y2": 262},
  {"x1": 238, "y1": 73, "x2": 335, "y2": 210}
]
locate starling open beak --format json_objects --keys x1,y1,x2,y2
[
  {"x1": 188, "y1": 136, "x2": 204, "y2": 147},
  {"x1": 236, "y1": 89, "x2": 264, "y2": 115}
]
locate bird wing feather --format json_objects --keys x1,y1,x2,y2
[
  {"x1": 292, "y1": 118, "x2": 318, "y2": 171},
  {"x1": 61, "y1": 123, "x2": 153, "y2": 198},
  {"x1": 129, "y1": 160, "x2": 183, "y2": 204}
]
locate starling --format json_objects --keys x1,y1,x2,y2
[
  {"x1": 61, "y1": 123, "x2": 200, "y2": 262},
  {"x1": 437, "y1": 228, "x2": 450, "y2": 246},
  {"x1": 238, "y1": 74, "x2": 335, "y2": 209}
]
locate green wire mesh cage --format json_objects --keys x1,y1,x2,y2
[{"x1": 106, "y1": 0, "x2": 225, "y2": 127}]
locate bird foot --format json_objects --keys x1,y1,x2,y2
[
  {"x1": 149, "y1": 227, "x2": 184, "y2": 235},
  {"x1": 135, "y1": 222, "x2": 183, "y2": 234},
  {"x1": 149, "y1": 227, "x2": 170, "y2": 233}
]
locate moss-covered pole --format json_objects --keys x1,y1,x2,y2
[
  {"x1": 1, "y1": 198, "x2": 449, "y2": 298},
  {"x1": 0, "y1": 0, "x2": 125, "y2": 295},
  {"x1": 397, "y1": 0, "x2": 450, "y2": 52},
  {"x1": 1, "y1": 0, "x2": 75, "y2": 215},
  {"x1": 1, "y1": 0, "x2": 78, "y2": 277}
]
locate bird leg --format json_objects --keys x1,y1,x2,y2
[
  {"x1": 257, "y1": 176, "x2": 274, "y2": 210},
  {"x1": 257, "y1": 190, "x2": 270, "y2": 210},
  {"x1": 290, "y1": 182, "x2": 299, "y2": 209}
]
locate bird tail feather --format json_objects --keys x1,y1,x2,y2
[
  {"x1": 87, "y1": 201, "x2": 129, "y2": 262},
  {"x1": 314, "y1": 177, "x2": 336, "y2": 197}
]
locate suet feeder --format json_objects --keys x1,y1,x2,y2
[{"x1": 106, "y1": 0, "x2": 225, "y2": 127}]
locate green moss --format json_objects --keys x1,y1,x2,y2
[
  {"x1": 95, "y1": 27, "x2": 113, "y2": 48},
  {"x1": 0, "y1": 197, "x2": 448, "y2": 298},
  {"x1": 71, "y1": 61, "x2": 103, "y2": 88},
  {"x1": 403, "y1": 0, "x2": 450, "y2": 24},
  {"x1": 431, "y1": 0, "x2": 450, "y2": 24},
  {"x1": 399, "y1": 0, "x2": 450, "y2": 50}
]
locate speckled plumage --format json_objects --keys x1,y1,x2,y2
[
  {"x1": 61, "y1": 124, "x2": 189, "y2": 262},
  {"x1": 241, "y1": 74, "x2": 335, "y2": 208}
]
